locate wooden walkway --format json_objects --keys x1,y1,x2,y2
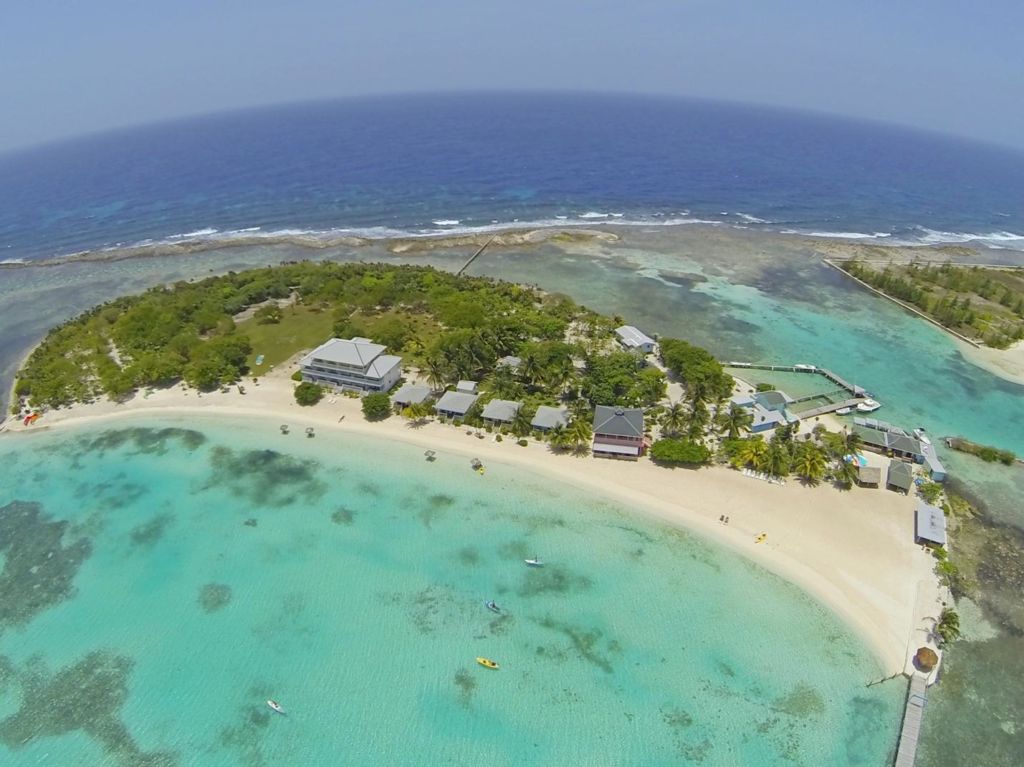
[
  {"x1": 894, "y1": 673, "x2": 928, "y2": 767},
  {"x1": 456, "y1": 236, "x2": 495, "y2": 276}
]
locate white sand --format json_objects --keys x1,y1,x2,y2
[
  {"x1": 3, "y1": 369, "x2": 943, "y2": 676},
  {"x1": 957, "y1": 338, "x2": 1024, "y2": 387}
]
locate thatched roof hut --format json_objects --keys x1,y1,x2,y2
[{"x1": 915, "y1": 646, "x2": 939, "y2": 671}]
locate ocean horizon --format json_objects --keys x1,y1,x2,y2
[{"x1": 1, "y1": 93, "x2": 1024, "y2": 266}]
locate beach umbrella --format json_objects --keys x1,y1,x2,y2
[{"x1": 915, "y1": 647, "x2": 939, "y2": 671}]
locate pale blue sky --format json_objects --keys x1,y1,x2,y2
[{"x1": 2, "y1": 1, "x2": 1022, "y2": 150}]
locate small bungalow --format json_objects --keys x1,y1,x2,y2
[
  {"x1": 391, "y1": 383, "x2": 432, "y2": 409},
  {"x1": 857, "y1": 465, "x2": 881, "y2": 487},
  {"x1": 615, "y1": 325, "x2": 657, "y2": 355},
  {"x1": 434, "y1": 390, "x2": 479, "y2": 420},
  {"x1": 456, "y1": 380, "x2": 478, "y2": 394},
  {"x1": 496, "y1": 356, "x2": 522, "y2": 371},
  {"x1": 886, "y1": 460, "x2": 915, "y2": 494},
  {"x1": 531, "y1": 405, "x2": 569, "y2": 432},
  {"x1": 915, "y1": 501, "x2": 947, "y2": 546},
  {"x1": 481, "y1": 398, "x2": 522, "y2": 425},
  {"x1": 592, "y1": 406, "x2": 645, "y2": 459}
]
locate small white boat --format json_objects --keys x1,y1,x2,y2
[
  {"x1": 267, "y1": 700, "x2": 286, "y2": 715},
  {"x1": 524, "y1": 557, "x2": 544, "y2": 567},
  {"x1": 484, "y1": 600, "x2": 501, "y2": 613},
  {"x1": 835, "y1": 407, "x2": 853, "y2": 415},
  {"x1": 913, "y1": 428, "x2": 932, "y2": 445},
  {"x1": 856, "y1": 398, "x2": 881, "y2": 413}
]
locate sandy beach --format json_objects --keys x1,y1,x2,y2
[
  {"x1": 956, "y1": 338, "x2": 1024, "y2": 387},
  {"x1": 2, "y1": 366, "x2": 944, "y2": 677}
]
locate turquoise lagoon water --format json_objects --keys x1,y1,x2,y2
[{"x1": 0, "y1": 417, "x2": 903, "y2": 766}]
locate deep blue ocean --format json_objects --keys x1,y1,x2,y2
[{"x1": 1, "y1": 92, "x2": 1023, "y2": 262}]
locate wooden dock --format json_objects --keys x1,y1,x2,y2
[
  {"x1": 893, "y1": 673, "x2": 928, "y2": 767},
  {"x1": 456, "y1": 236, "x2": 495, "y2": 276},
  {"x1": 723, "y1": 361, "x2": 869, "y2": 405}
]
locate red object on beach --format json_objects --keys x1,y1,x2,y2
[{"x1": 23, "y1": 413, "x2": 39, "y2": 426}]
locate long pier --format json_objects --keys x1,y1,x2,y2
[
  {"x1": 724, "y1": 361, "x2": 871, "y2": 417},
  {"x1": 456, "y1": 236, "x2": 496, "y2": 276},
  {"x1": 893, "y1": 673, "x2": 928, "y2": 767}
]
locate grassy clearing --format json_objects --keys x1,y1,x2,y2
[{"x1": 238, "y1": 305, "x2": 335, "y2": 375}]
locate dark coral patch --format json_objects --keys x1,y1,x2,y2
[
  {"x1": 129, "y1": 514, "x2": 172, "y2": 547},
  {"x1": 457, "y1": 546, "x2": 480, "y2": 566},
  {"x1": 534, "y1": 615, "x2": 619, "y2": 674},
  {"x1": 517, "y1": 565, "x2": 593, "y2": 598},
  {"x1": 199, "y1": 584, "x2": 232, "y2": 613},
  {"x1": 0, "y1": 501, "x2": 92, "y2": 632},
  {"x1": 331, "y1": 507, "x2": 356, "y2": 525},
  {"x1": 0, "y1": 651, "x2": 177, "y2": 766},
  {"x1": 773, "y1": 683, "x2": 825, "y2": 717},
  {"x1": 454, "y1": 668, "x2": 477, "y2": 708},
  {"x1": 200, "y1": 446, "x2": 326, "y2": 507},
  {"x1": 78, "y1": 427, "x2": 206, "y2": 457}
]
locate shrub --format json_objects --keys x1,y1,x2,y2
[
  {"x1": 755, "y1": 382, "x2": 773, "y2": 392},
  {"x1": 294, "y1": 382, "x2": 324, "y2": 406},
  {"x1": 650, "y1": 438, "x2": 711, "y2": 466},
  {"x1": 495, "y1": 434, "x2": 503, "y2": 442},
  {"x1": 517, "y1": 439, "x2": 528, "y2": 447},
  {"x1": 361, "y1": 392, "x2": 392, "y2": 421},
  {"x1": 254, "y1": 304, "x2": 282, "y2": 324},
  {"x1": 453, "y1": 418, "x2": 462, "y2": 427},
  {"x1": 291, "y1": 370, "x2": 303, "y2": 382},
  {"x1": 919, "y1": 481, "x2": 943, "y2": 505}
]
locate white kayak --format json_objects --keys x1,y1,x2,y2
[
  {"x1": 524, "y1": 558, "x2": 544, "y2": 567},
  {"x1": 267, "y1": 699, "x2": 286, "y2": 714}
]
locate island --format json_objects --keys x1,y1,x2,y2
[{"x1": 7, "y1": 261, "x2": 953, "y2": 687}]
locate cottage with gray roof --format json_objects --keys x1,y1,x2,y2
[
  {"x1": 434, "y1": 390, "x2": 479, "y2": 419},
  {"x1": 391, "y1": 383, "x2": 432, "y2": 408},
  {"x1": 531, "y1": 405, "x2": 569, "y2": 432},
  {"x1": 300, "y1": 337, "x2": 402, "y2": 393},
  {"x1": 592, "y1": 405, "x2": 645, "y2": 459},
  {"x1": 615, "y1": 326, "x2": 657, "y2": 354},
  {"x1": 915, "y1": 501, "x2": 947, "y2": 546},
  {"x1": 886, "y1": 460, "x2": 915, "y2": 494},
  {"x1": 496, "y1": 356, "x2": 522, "y2": 371},
  {"x1": 481, "y1": 399, "x2": 522, "y2": 424},
  {"x1": 854, "y1": 425, "x2": 923, "y2": 461}
]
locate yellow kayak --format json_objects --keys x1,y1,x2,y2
[{"x1": 476, "y1": 657, "x2": 499, "y2": 670}]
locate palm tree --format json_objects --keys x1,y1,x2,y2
[
  {"x1": 545, "y1": 356, "x2": 575, "y2": 394},
  {"x1": 686, "y1": 399, "x2": 711, "y2": 440},
  {"x1": 520, "y1": 354, "x2": 544, "y2": 390},
  {"x1": 844, "y1": 429, "x2": 863, "y2": 456},
  {"x1": 766, "y1": 441, "x2": 792, "y2": 477},
  {"x1": 510, "y1": 406, "x2": 534, "y2": 438},
  {"x1": 719, "y1": 404, "x2": 754, "y2": 440},
  {"x1": 734, "y1": 436, "x2": 769, "y2": 471},
  {"x1": 566, "y1": 417, "x2": 593, "y2": 454},
  {"x1": 484, "y1": 367, "x2": 523, "y2": 400},
  {"x1": 834, "y1": 457, "x2": 859, "y2": 489},
  {"x1": 660, "y1": 401, "x2": 688, "y2": 437},
  {"x1": 402, "y1": 401, "x2": 432, "y2": 424},
  {"x1": 547, "y1": 423, "x2": 568, "y2": 451},
  {"x1": 793, "y1": 442, "x2": 827, "y2": 485},
  {"x1": 423, "y1": 357, "x2": 449, "y2": 391}
]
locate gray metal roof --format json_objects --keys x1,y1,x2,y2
[
  {"x1": 915, "y1": 501, "x2": 947, "y2": 545},
  {"x1": 887, "y1": 460, "x2": 915, "y2": 490},
  {"x1": 481, "y1": 399, "x2": 522, "y2": 422},
  {"x1": 435, "y1": 390, "x2": 479, "y2": 415},
  {"x1": 593, "y1": 405, "x2": 644, "y2": 438},
  {"x1": 854, "y1": 425, "x2": 923, "y2": 457},
  {"x1": 367, "y1": 354, "x2": 402, "y2": 379},
  {"x1": 456, "y1": 380, "x2": 478, "y2": 393},
  {"x1": 531, "y1": 405, "x2": 569, "y2": 430},
  {"x1": 303, "y1": 337, "x2": 387, "y2": 367},
  {"x1": 615, "y1": 325, "x2": 656, "y2": 349},
  {"x1": 755, "y1": 390, "x2": 791, "y2": 409},
  {"x1": 496, "y1": 356, "x2": 522, "y2": 370},
  {"x1": 921, "y1": 444, "x2": 946, "y2": 478},
  {"x1": 391, "y1": 383, "x2": 431, "y2": 406}
]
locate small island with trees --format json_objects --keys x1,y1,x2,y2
[{"x1": 835, "y1": 259, "x2": 1024, "y2": 348}]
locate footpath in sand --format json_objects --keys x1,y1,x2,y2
[{"x1": 3, "y1": 368, "x2": 943, "y2": 677}]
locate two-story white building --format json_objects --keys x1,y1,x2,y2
[{"x1": 299, "y1": 337, "x2": 402, "y2": 393}]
